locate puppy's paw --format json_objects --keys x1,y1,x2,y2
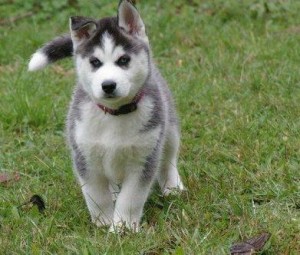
[
  {"x1": 162, "y1": 184, "x2": 186, "y2": 196},
  {"x1": 92, "y1": 216, "x2": 111, "y2": 228},
  {"x1": 109, "y1": 221, "x2": 139, "y2": 234}
]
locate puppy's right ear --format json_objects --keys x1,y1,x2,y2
[{"x1": 70, "y1": 16, "x2": 97, "y2": 49}]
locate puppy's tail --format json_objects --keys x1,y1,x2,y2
[{"x1": 28, "y1": 34, "x2": 73, "y2": 71}]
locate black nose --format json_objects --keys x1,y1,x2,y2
[{"x1": 102, "y1": 80, "x2": 116, "y2": 94}]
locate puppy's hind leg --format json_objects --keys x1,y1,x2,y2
[{"x1": 158, "y1": 128, "x2": 184, "y2": 196}]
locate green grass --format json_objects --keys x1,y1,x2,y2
[{"x1": 1, "y1": 0, "x2": 300, "y2": 254}]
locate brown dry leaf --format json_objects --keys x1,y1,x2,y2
[
  {"x1": 0, "y1": 63, "x2": 19, "y2": 74},
  {"x1": 230, "y1": 232, "x2": 271, "y2": 255},
  {"x1": 284, "y1": 25, "x2": 300, "y2": 35},
  {"x1": 0, "y1": 172, "x2": 20, "y2": 185},
  {"x1": 51, "y1": 65, "x2": 74, "y2": 77}
]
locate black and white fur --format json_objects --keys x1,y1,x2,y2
[{"x1": 29, "y1": 0, "x2": 184, "y2": 232}]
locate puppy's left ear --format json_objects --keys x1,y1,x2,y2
[{"x1": 118, "y1": 0, "x2": 148, "y2": 42}]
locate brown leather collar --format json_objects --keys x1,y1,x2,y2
[{"x1": 97, "y1": 91, "x2": 144, "y2": 116}]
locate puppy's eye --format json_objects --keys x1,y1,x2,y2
[
  {"x1": 116, "y1": 55, "x2": 131, "y2": 67},
  {"x1": 90, "y1": 57, "x2": 103, "y2": 68}
]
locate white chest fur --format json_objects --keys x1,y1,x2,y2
[{"x1": 74, "y1": 97, "x2": 161, "y2": 183}]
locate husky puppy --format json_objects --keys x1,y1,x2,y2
[{"x1": 29, "y1": 0, "x2": 184, "y2": 231}]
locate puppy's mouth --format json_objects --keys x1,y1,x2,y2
[
  {"x1": 103, "y1": 94, "x2": 120, "y2": 99},
  {"x1": 104, "y1": 94, "x2": 118, "y2": 98}
]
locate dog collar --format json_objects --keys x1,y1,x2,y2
[{"x1": 97, "y1": 91, "x2": 144, "y2": 116}]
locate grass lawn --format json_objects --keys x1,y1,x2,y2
[{"x1": 0, "y1": 0, "x2": 299, "y2": 254}]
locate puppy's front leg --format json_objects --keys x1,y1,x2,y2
[
  {"x1": 79, "y1": 175, "x2": 114, "y2": 227},
  {"x1": 111, "y1": 171, "x2": 154, "y2": 232}
]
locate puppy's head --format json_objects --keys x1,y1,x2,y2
[{"x1": 71, "y1": 0, "x2": 150, "y2": 109}]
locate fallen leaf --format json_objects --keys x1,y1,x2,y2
[
  {"x1": 51, "y1": 65, "x2": 74, "y2": 77},
  {"x1": 0, "y1": 172, "x2": 20, "y2": 184},
  {"x1": 230, "y1": 232, "x2": 271, "y2": 255},
  {"x1": 29, "y1": 194, "x2": 46, "y2": 213},
  {"x1": 18, "y1": 194, "x2": 46, "y2": 213}
]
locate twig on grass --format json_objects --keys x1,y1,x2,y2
[{"x1": 0, "y1": 11, "x2": 34, "y2": 26}]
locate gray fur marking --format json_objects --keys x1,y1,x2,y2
[
  {"x1": 72, "y1": 144, "x2": 88, "y2": 177},
  {"x1": 140, "y1": 87, "x2": 163, "y2": 133},
  {"x1": 141, "y1": 131, "x2": 163, "y2": 182},
  {"x1": 76, "y1": 17, "x2": 148, "y2": 58},
  {"x1": 67, "y1": 87, "x2": 90, "y2": 178}
]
